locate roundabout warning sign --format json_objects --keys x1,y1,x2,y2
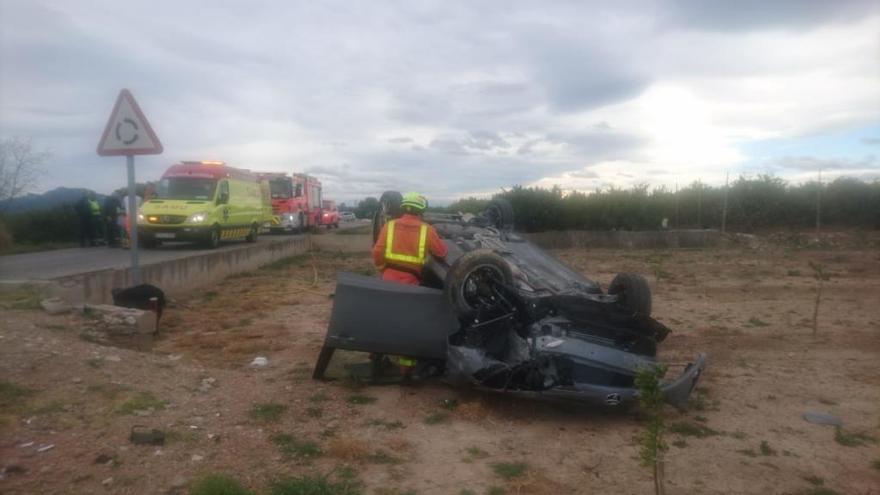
[{"x1": 97, "y1": 89, "x2": 163, "y2": 156}]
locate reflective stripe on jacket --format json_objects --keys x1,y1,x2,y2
[
  {"x1": 384, "y1": 220, "x2": 428, "y2": 265},
  {"x1": 372, "y1": 213, "x2": 448, "y2": 283}
]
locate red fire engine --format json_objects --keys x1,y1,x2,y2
[{"x1": 259, "y1": 172, "x2": 323, "y2": 233}]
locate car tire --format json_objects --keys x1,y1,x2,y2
[
  {"x1": 608, "y1": 273, "x2": 652, "y2": 319},
  {"x1": 204, "y1": 226, "x2": 221, "y2": 249},
  {"x1": 372, "y1": 190, "x2": 403, "y2": 243},
  {"x1": 246, "y1": 223, "x2": 258, "y2": 242},
  {"x1": 444, "y1": 249, "x2": 514, "y2": 321},
  {"x1": 483, "y1": 198, "x2": 514, "y2": 231}
]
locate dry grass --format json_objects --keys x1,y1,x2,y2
[
  {"x1": 326, "y1": 438, "x2": 371, "y2": 461},
  {"x1": 455, "y1": 400, "x2": 492, "y2": 422}
]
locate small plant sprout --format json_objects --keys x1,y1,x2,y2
[
  {"x1": 635, "y1": 365, "x2": 668, "y2": 495},
  {"x1": 808, "y1": 261, "x2": 828, "y2": 336}
]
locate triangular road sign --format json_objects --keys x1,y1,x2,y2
[{"x1": 97, "y1": 89, "x2": 163, "y2": 156}]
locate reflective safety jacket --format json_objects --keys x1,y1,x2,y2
[
  {"x1": 88, "y1": 199, "x2": 101, "y2": 217},
  {"x1": 372, "y1": 214, "x2": 448, "y2": 285}
]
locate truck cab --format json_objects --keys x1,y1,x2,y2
[
  {"x1": 138, "y1": 161, "x2": 269, "y2": 248},
  {"x1": 262, "y1": 172, "x2": 322, "y2": 233}
]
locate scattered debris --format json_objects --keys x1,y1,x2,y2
[
  {"x1": 102, "y1": 477, "x2": 114, "y2": 486},
  {"x1": 191, "y1": 454, "x2": 204, "y2": 462},
  {"x1": 0, "y1": 464, "x2": 28, "y2": 480},
  {"x1": 804, "y1": 410, "x2": 843, "y2": 426},
  {"x1": 130, "y1": 426, "x2": 166, "y2": 446},
  {"x1": 36, "y1": 444, "x2": 55, "y2": 453},
  {"x1": 198, "y1": 377, "x2": 216, "y2": 392},
  {"x1": 249, "y1": 356, "x2": 269, "y2": 368}
]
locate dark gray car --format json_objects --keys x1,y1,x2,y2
[{"x1": 313, "y1": 193, "x2": 706, "y2": 408}]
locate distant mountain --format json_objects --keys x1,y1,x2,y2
[{"x1": 0, "y1": 187, "x2": 105, "y2": 214}]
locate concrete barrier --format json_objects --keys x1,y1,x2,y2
[
  {"x1": 523, "y1": 229, "x2": 721, "y2": 249},
  {"x1": 50, "y1": 236, "x2": 309, "y2": 304}
]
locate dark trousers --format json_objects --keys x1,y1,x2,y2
[
  {"x1": 79, "y1": 217, "x2": 93, "y2": 247},
  {"x1": 105, "y1": 218, "x2": 120, "y2": 247}
]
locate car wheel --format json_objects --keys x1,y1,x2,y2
[
  {"x1": 444, "y1": 249, "x2": 514, "y2": 321},
  {"x1": 246, "y1": 223, "x2": 258, "y2": 242},
  {"x1": 204, "y1": 226, "x2": 221, "y2": 249},
  {"x1": 372, "y1": 190, "x2": 403, "y2": 243},
  {"x1": 483, "y1": 198, "x2": 514, "y2": 231},
  {"x1": 608, "y1": 273, "x2": 652, "y2": 319}
]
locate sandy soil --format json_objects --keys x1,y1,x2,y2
[{"x1": 1, "y1": 239, "x2": 879, "y2": 495}]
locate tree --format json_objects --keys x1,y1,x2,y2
[
  {"x1": 0, "y1": 137, "x2": 51, "y2": 209},
  {"x1": 354, "y1": 196, "x2": 379, "y2": 219}
]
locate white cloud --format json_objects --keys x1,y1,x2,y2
[{"x1": 0, "y1": 0, "x2": 878, "y2": 204}]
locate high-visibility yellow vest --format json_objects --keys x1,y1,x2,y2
[
  {"x1": 384, "y1": 220, "x2": 428, "y2": 266},
  {"x1": 88, "y1": 199, "x2": 101, "y2": 216}
]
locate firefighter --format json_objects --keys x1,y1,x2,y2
[{"x1": 372, "y1": 192, "x2": 448, "y2": 285}]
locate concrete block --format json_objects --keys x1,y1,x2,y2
[{"x1": 40, "y1": 297, "x2": 72, "y2": 315}]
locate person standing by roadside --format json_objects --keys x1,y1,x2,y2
[
  {"x1": 102, "y1": 192, "x2": 123, "y2": 247},
  {"x1": 75, "y1": 192, "x2": 95, "y2": 247},
  {"x1": 87, "y1": 192, "x2": 103, "y2": 245}
]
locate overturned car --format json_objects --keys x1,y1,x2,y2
[{"x1": 313, "y1": 192, "x2": 706, "y2": 408}]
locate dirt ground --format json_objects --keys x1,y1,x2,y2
[{"x1": 1, "y1": 236, "x2": 879, "y2": 495}]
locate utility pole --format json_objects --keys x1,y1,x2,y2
[
  {"x1": 697, "y1": 179, "x2": 702, "y2": 228},
  {"x1": 721, "y1": 172, "x2": 729, "y2": 234},
  {"x1": 816, "y1": 168, "x2": 822, "y2": 240},
  {"x1": 674, "y1": 183, "x2": 679, "y2": 229}
]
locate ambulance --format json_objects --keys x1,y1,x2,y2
[{"x1": 138, "y1": 161, "x2": 271, "y2": 248}]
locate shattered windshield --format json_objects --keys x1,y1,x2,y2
[{"x1": 155, "y1": 177, "x2": 217, "y2": 201}]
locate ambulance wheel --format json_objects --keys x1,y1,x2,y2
[
  {"x1": 246, "y1": 223, "x2": 259, "y2": 242},
  {"x1": 204, "y1": 226, "x2": 221, "y2": 249},
  {"x1": 445, "y1": 249, "x2": 514, "y2": 321}
]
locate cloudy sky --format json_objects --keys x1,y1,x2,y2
[{"x1": 1, "y1": 0, "x2": 878, "y2": 204}]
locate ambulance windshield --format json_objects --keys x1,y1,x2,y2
[{"x1": 156, "y1": 177, "x2": 217, "y2": 200}]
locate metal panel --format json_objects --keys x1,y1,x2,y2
[{"x1": 322, "y1": 272, "x2": 458, "y2": 359}]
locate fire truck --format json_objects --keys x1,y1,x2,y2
[{"x1": 260, "y1": 172, "x2": 323, "y2": 233}]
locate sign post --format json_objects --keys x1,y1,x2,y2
[{"x1": 97, "y1": 89, "x2": 163, "y2": 285}]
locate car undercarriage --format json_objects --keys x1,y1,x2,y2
[{"x1": 313, "y1": 192, "x2": 706, "y2": 408}]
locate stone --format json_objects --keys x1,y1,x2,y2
[
  {"x1": 803, "y1": 410, "x2": 842, "y2": 426},
  {"x1": 102, "y1": 477, "x2": 114, "y2": 486},
  {"x1": 190, "y1": 454, "x2": 204, "y2": 462},
  {"x1": 83, "y1": 304, "x2": 157, "y2": 336},
  {"x1": 41, "y1": 298, "x2": 72, "y2": 315},
  {"x1": 249, "y1": 356, "x2": 269, "y2": 368},
  {"x1": 170, "y1": 475, "x2": 187, "y2": 488},
  {"x1": 198, "y1": 377, "x2": 216, "y2": 392}
]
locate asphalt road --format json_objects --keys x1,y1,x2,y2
[
  {"x1": 0, "y1": 235, "x2": 301, "y2": 281},
  {"x1": 0, "y1": 220, "x2": 369, "y2": 282}
]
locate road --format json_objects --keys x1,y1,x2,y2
[
  {"x1": 0, "y1": 235, "x2": 302, "y2": 281},
  {"x1": 0, "y1": 220, "x2": 368, "y2": 282}
]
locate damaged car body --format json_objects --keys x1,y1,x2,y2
[{"x1": 313, "y1": 192, "x2": 707, "y2": 408}]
